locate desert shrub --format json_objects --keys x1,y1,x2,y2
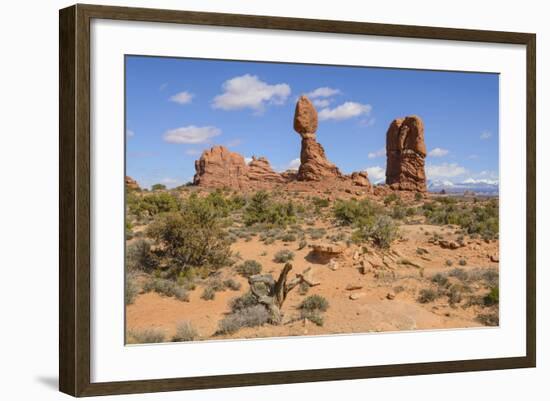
[
  {"x1": 151, "y1": 183, "x2": 167, "y2": 191},
  {"x1": 235, "y1": 260, "x2": 262, "y2": 277},
  {"x1": 244, "y1": 191, "x2": 296, "y2": 227},
  {"x1": 384, "y1": 193, "x2": 399, "y2": 206},
  {"x1": 201, "y1": 286, "x2": 216, "y2": 300},
  {"x1": 273, "y1": 250, "x2": 294, "y2": 263},
  {"x1": 458, "y1": 258, "x2": 467, "y2": 266},
  {"x1": 307, "y1": 228, "x2": 327, "y2": 240},
  {"x1": 333, "y1": 198, "x2": 381, "y2": 226},
  {"x1": 229, "y1": 292, "x2": 258, "y2": 312},
  {"x1": 484, "y1": 287, "x2": 499, "y2": 306},
  {"x1": 448, "y1": 284, "x2": 463, "y2": 305},
  {"x1": 352, "y1": 215, "x2": 399, "y2": 249},
  {"x1": 143, "y1": 278, "x2": 189, "y2": 301},
  {"x1": 445, "y1": 259, "x2": 454, "y2": 267},
  {"x1": 298, "y1": 239, "x2": 308, "y2": 250},
  {"x1": 127, "y1": 328, "x2": 166, "y2": 344},
  {"x1": 449, "y1": 268, "x2": 469, "y2": 281},
  {"x1": 125, "y1": 273, "x2": 140, "y2": 305},
  {"x1": 299, "y1": 281, "x2": 310, "y2": 295},
  {"x1": 301, "y1": 309, "x2": 324, "y2": 326},
  {"x1": 126, "y1": 239, "x2": 159, "y2": 272},
  {"x1": 469, "y1": 267, "x2": 499, "y2": 287},
  {"x1": 311, "y1": 196, "x2": 330, "y2": 209},
  {"x1": 146, "y1": 195, "x2": 232, "y2": 274},
  {"x1": 417, "y1": 288, "x2": 437, "y2": 303},
  {"x1": 172, "y1": 321, "x2": 198, "y2": 342},
  {"x1": 391, "y1": 204, "x2": 407, "y2": 220},
  {"x1": 431, "y1": 273, "x2": 449, "y2": 287},
  {"x1": 281, "y1": 233, "x2": 297, "y2": 242},
  {"x1": 477, "y1": 312, "x2": 499, "y2": 326},
  {"x1": 223, "y1": 278, "x2": 242, "y2": 291},
  {"x1": 423, "y1": 198, "x2": 499, "y2": 239},
  {"x1": 128, "y1": 192, "x2": 180, "y2": 217},
  {"x1": 217, "y1": 305, "x2": 270, "y2": 334},
  {"x1": 414, "y1": 192, "x2": 423, "y2": 201},
  {"x1": 299, "y1": 294, "x2": 329, "y2": 312}
]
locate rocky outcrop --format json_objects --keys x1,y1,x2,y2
[
  {"x1": 350, "y1": 171, "x2": 372, "y2": 189},
  {"x1": 294, "y1": 96, "x2": 342, "y2": 181},
  {"x1": 125, "y1": 176, "x2": 140, "y2": 191},
  {"x1": 193, "y1": 146, "x2": 249, "y2": 188},
  {"x1": 193, "y1": 147, "x2": 286, "y2": 188},
  {"x1": 247, "y1": 156, "x2": 285, "y2": 183},
  {"x1": 385, "y1": 116, "x2": 427, "y2": 192}
]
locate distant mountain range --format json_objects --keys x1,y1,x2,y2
[{"x1": 427, "y1": 179, "x2": 499, "y2": 196}]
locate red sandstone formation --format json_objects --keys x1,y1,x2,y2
[
  {"x1": 247, "y1": 156, "x2": 285, "y2": 183},
  {"x1": 385, "y1": 115, "x2": 427, "y2": 192},
  {"x1": 193, "y1": 147, "x2": 285, "y2": 188},
  {"x1": 193, "y1": 146, "x2": 249, "y2": 188},
  {"x1": 350, "y1": 171, "x2": 372, "y2": 189},
  {"x1": 293, "y1": 96, "x2": 342, "y2": 181},
  {"x1": 125, "y1": 176, "x2": 140, "y2": 191}
]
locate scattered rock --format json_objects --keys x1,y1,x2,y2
[
  {"x1": 345, "y1": 284, "x2": 363, "y2": 291},
  {"x1": 490, "y1": 254, "x2": 499, "y2": 263},
  {"x1": 310, "y1": 243, "x2": 344, "y2": 257},
  {"x1": 386, "y1": 292, "x2": 396, "y2": 300},
  {"x1": 439, "y1": 240, "x2": 461, "y2": 250},
  {"x1": 349, "y1": 292, "x2": 366, "y2": 300},
  {"x1": 385, "y1": 115, "x2": 427, "y2": 192},
  {"x1": 328, "y1": 259, "x2": 339, "y2": 271},
  {"x1": 352, "y1": 250, "x2": 361, "y2": 260}
]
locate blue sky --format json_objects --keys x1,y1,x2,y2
[{"x1": 126, "y1": 55, "x2": 499, "y2": 189}]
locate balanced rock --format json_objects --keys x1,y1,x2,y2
[
  {"x1": 247, "y1": 156, "x2": 285, "y2": 183},
  {"x1": 385, "y1": 116, "x2": 427, "y2": 192},
  {"x1": 193, "y1": 145, "x2": 249, "y2": 188},
  {"x1": 294, "y1": 96, "x2": 342, "y2": 181}
]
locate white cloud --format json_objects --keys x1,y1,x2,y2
[
  {"x1": 318, "y1": 102, "x2": 372, "y2": 121},
  {"x1": 480, "y1": 130, "x2": 492, "y2": 140},
  {"x1": 462, "y1": 178, "x2": 499, "y2": 185},
  {"x1": 244, "y1": 157, "x2": 253, "y2": 165},
  {"x1": 287, "y1": 158, "x2": 301, "y2": 170},
  {"x1": 368, "y1": 148, "x2": 385, "y2": 159},
  {"x1": 364, "y1": 166, "x2": 385, "y2": 183},
  {"x1": 184, "y1": 148, "x2": 202, "y2": 156},
  {"x1": 426, "y1": 163, "x2": 467, "y2": 179},
  {"x1": 212, "y1": 74, "x2": 291, "y2": 112},
  {"x1": 163, "y1": 126, "x2": 221, "y2": 144},
  {"x1": 313, "y1": 99, "x2": 331, "y2": 108},
  {"x1": 306, "y1": 87, "x2": 341, "y2": 98},
  {"x1": 169, "y1": 91, "x2": 194, "y2": 104},
  {"x1": 428, "y1": 147, "x2": 449, "y2": 157},
  {"x1": 126, "y1": 129, "x2": 135, "y2": 138}
]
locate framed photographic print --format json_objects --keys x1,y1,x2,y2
[{"x1": 59, "y1": 4, "x2": 536, "y2": 397}]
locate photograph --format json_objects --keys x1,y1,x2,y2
[{"x1": 124, "y1": 55, "x2": 500, "y2": 344}]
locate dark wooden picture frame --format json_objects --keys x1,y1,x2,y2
[{"x1": 59, "y1": 3, "x2": 536, "y2": 397}]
